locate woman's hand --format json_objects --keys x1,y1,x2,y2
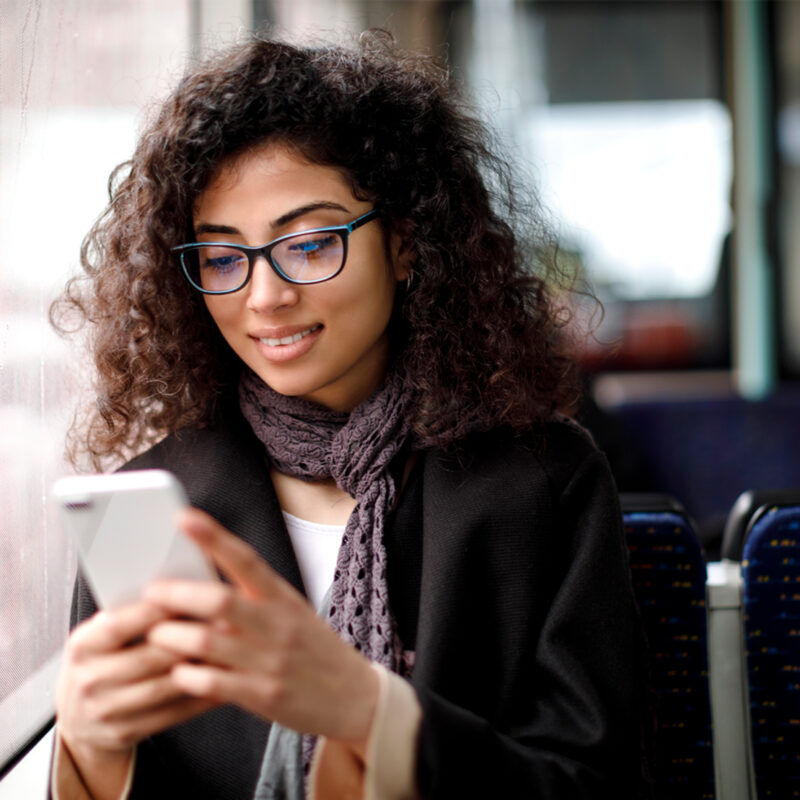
[
  {"x1": 55, "y1": 601, "x2": 217, "y2": 799},
  {"x1": 143, "y1": 508, "x2": 380, "y2": 759}
]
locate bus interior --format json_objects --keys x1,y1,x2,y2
[{"x1": 2, "y1": 1, "x2": 799, "y2": 797}]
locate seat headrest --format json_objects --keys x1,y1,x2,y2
[
  {"x1": 619, "y1": 492, "x2": 685, "y2": 514},
  {"x1": 721, "y1": 489, "x2": 800, "y2": 561}
]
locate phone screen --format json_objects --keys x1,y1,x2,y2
[{"x1": 54, "y1": 470, "x2": 216, "y2": 608}]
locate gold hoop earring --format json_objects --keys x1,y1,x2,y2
[{"x1": 405, "y1": 270, "x2": 416, "y2": 290}]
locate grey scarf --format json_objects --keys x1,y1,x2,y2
[{"x1": 239, "y1": 367, "x2": 413, "y2": 798}]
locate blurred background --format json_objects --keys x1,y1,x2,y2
[{"x1": 2, "y1": 0, "x2": 800, "y2": 785}]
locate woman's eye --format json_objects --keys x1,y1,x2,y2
[
  {"x1": 201, "y1": 252, "x2": 245, "y2": 273},
  {"x1": 289, "y1": 234, "x2": 338, "y2": 257}
]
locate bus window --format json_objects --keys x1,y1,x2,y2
[
  {"x1": 0, "y1": 0, "x2": 198, "y2": 774},
  {"x1": 775, "y1": 0, "x2": 800, "y2": 376},
  {"x1": 448, "y1": 0, "x2": 731, "y2": 371},
  {"x1": 0, "y1": 0, "x2": 460, "y2": 778}
]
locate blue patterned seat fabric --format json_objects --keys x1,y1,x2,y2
[
  {"x1": 624, "y1": 510, "x2": 715, "y2": 799},
  {"x1": 742, "y1": 505, "x2": 800, "y2": 798}
]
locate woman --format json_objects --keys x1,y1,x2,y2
[{"x1": 51, "y1": 31, "x2": 647, "y2": 800}]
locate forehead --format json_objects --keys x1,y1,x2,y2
[{"x1": 198, "y1": 143, "x2": 353, "y2": 206}]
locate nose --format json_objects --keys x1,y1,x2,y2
[{"x1": 245, "y1": 256, "x2": 299, "y2": 313}]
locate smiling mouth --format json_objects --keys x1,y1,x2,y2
[{"x1": 259, "y1": 324, "x2": 322, "y2": 347}]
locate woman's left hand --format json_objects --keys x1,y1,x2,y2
[{"x1": 144, "y1": 508, "x2": 379, "y2": 758}]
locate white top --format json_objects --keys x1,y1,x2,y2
[{"x1": 282, "y1": 511, "x2": 346, "y2": 611}]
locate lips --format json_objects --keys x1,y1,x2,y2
[
  {"x1": 250, "y1": 324, "x2": 323, "y2": 363},
  {"x1": 258, "y1": 324, "x2": 321, "y2": 347}
]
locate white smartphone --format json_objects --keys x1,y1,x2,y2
[{"x1": 53, "y1": 469, "x2": 217, "y2": 609}]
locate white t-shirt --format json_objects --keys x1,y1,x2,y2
[{"x1": 282, "y1": 511, "x2": 346, "y2": 611}]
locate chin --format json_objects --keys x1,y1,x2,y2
[{"x1": 246, "y1": 369, "x2": 322, "y2": 401}]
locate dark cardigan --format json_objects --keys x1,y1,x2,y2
[{"x1": 69, "y1": 411, "x2": 647, "y2": 799}]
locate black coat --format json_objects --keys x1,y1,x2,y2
[{"x1": 70, "y1": 411, "x2": 647, "y2": 799}]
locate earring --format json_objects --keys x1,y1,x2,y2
[{"x1": 406, "y1": 269, "x2": 416, "y2": 290}]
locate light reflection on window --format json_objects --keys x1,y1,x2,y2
[
  {"x1": 0, "y1": 0, "x2": 194, "y2": 760},
  {"x1": 528, "y1": 99, "x2": 732, "y2": 299}
]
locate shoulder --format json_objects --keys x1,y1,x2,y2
[
  {"x1": 119, "y1": 409, "x2": 276, "y2": 537},
  {"x1": 125, "y1": 408, "x2": 258, "y2": 470},
  {"x1": 119, "y1": 405, "x2": 304, "y2": 589},
  {"x1": 424, "y1": 416, "x2": 607, "y2": 505},
  {"x1": 122, "y1": 403, "x2": 266, "y2": 486},
  {"x1": 414, "y1": 418, "x2": 617, "y2": 571}
]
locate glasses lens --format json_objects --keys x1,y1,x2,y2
[
  {"x1": 184, "y1": 246, "x2": 249, "y2": 293},
  {"x1": 272, "y1": 231, "x2": 344, "y2": 282}
]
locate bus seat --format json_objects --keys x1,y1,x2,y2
[
  {"x1": 721, "y1": 489, "x2": 800, "y2": 561},
  {"x1": 738, "y1": 496, "x2": 800, "y2": 799},
  {"x1": 707, "y1": 490, "x2": 800, "y2": 800},
  {"x1": 608, "y1": 387, "x2": 800, "y2": 560},
  {"x1": 621, "y1": 494, "x2": 716, "y2": 800}
]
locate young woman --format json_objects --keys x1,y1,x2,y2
[{"x1": 51, "y1": 31, "x2": 647, "y2": 800}]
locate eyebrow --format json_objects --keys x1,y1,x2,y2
[{"x1": 193, "y1": 201, "x2": 351, "y2": 238}]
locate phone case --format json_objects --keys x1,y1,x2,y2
[{"x1": 53, "y1": 469, "x2": 216, "y2": 609}]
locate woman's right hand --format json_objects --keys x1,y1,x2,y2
[{"x1": 55, "y1": 600, "x2": 217, "y2": 800}]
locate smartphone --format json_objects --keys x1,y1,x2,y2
[{"x1": 53, "y1": 469, "x2": 217, "y2": 609}]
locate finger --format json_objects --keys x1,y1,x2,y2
[
  {"x1": 123, "y1": 695, "x2": 217, "y2": 732},
  {"x1": 143, "y1": 578, "x2": 239, "y2": 622},
  {"x1": 176, "y1": 508, "x2": 287, "y2": 600},
  {"x1": 170, "y1": 663, "x2": 278, "y2": 717},
  {"x1": 91, "y1": 673, "x2": 188, "y2": 722},
  {"x1": 168, "y1": 662, "x2": 357, "y2": 739},
  {"x1": 69, "y1": 602, "x2": 169, "y2": 658},
  {"x1": 88, "y1": 641, "x2": 183, "y2": 689},
  {"x1": 143, "y1": 577, "x2": 296, "y2": 644},
  {"x1": 146, "y1": 620, "x2": 245, "y2": 669},
  {"x1": 100, "y1": 695, "x2": 218, "y2": 750}
]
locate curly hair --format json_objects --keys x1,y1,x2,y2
[{"x1": 52, "y1": 30, "x2": 581, "y2": 469}]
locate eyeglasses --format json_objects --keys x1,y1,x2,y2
[{"x1": 172, "y1": 209, "x2": 379, "y2": 294}]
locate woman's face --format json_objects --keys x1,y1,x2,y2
[{"x1": 194, "y1": 143, "x2": 409, "y2": 412}]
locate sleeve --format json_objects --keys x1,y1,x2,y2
[
  {"x1": 413, "y1": 444, "x2": 649, "y2": 799},
  {"x1": 310, "y1": 664, "x2": 422, "y2": 800},
  {"x1": 50, "y1": 576, "x2": 138, "y2": 800},
  {"x1": 54, "y1": 427, "x2": 280, "y2": 800},
  {"x1": 363, "y1": 667, "x2": 422, "y2": 799},
  {"x1": 50, "y1": 728, "x2": 136, "y2": 800},
  {"x1": 60, "y1": 571, "x2": 270, "y2": 800},
  {"x1": 69, "y1": 570, "x2": 97, "y2": 630}
]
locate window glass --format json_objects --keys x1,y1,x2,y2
[
  {"x1": 0, "y1": 0, "x2": 456, "y2": 769},
  {"x1": 0, "y1": 0, "x2": 194, "y2": 764},
  {"x1": 452, "y1": 0, "x2": 732, "y2": 369},
  {"x1": 774, "y1": 1, "x2": 800, "y2": 374}
]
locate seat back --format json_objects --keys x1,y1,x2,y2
[
  {"x1": 722, "y1": 489, "x2": 800, "y2": 561},
  {"x1": 740, "y1": 502, "x2": 800, "y2": 799},
  {"x1": 622, "y1": 497, "x2": 715, "y2": 799}
]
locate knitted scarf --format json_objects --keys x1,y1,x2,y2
[{"x1": 239, "y1": 366, "x2": 413, "y2": 799}]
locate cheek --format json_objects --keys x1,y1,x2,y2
[
  {"x1": 203, "y1": 297, "x2": 233, "y2": 332},
  {"x1": 201, "y1": 299, "x2": 248, "y2": 355},
  {"x1": 350, "y1": 273, "x2": 397, "y2": 333}
]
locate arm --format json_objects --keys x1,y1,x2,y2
[
  {"x1": 54, "y1": 420, "x2": 315, "y2": 799},
  {"x1": 138, "y1": 508, "x2": 426, "y2": 800},
  {"x1": 142, "y1": 510, "x2": 382, "y2": 765},
  {"x1": 53, "y1": 600, "x2": 216, "y2": 800},
  {"x1": 310, "y1": 664, "x2": 421, "y2": 800},
  {"x1": 413, "y1": 436, "x2": 647, "y2": 798}
]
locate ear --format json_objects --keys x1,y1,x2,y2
[{"x1": 388, "y1": 223, "x2": 415, "y2": 282}]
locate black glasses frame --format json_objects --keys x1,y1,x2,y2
[{"x1": 172, "y1": 209, "x2": 379, "y2": 294}]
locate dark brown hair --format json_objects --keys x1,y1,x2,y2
[{"x1": 53, "y1": 30, "x2": 581, "y2": 468}]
